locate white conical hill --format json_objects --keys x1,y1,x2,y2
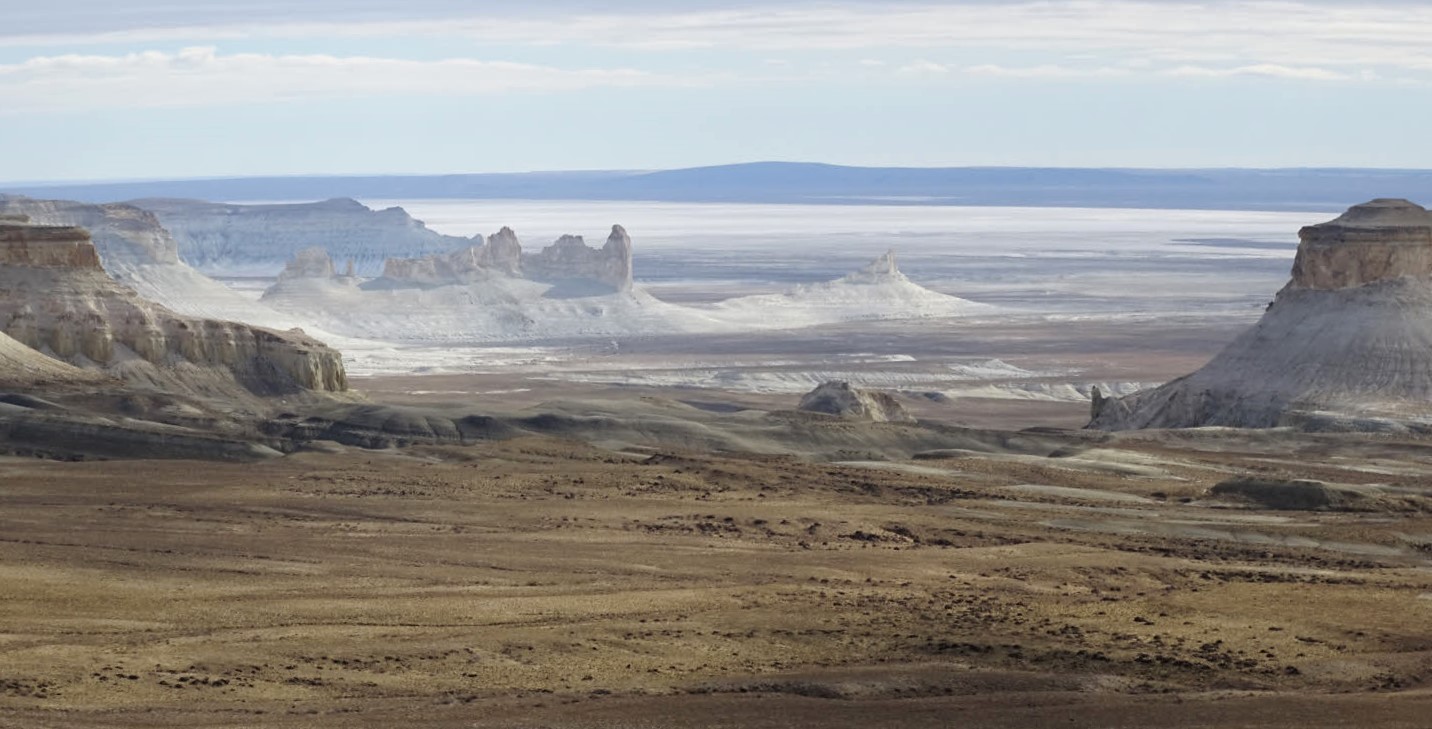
[{"x1": 713, "y1": 250, "x2": 991, "y2": 326}]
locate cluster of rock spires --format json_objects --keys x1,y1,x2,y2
[
  {"x1": 0, "y1": 217, "x2": 346, "y2": 397},
  {"x1": 282, "y1": 224, "x2": 635, "y2": 292},
  {"x1": 1090, "y1": 198, "x2": 1432, "y2": 431}
]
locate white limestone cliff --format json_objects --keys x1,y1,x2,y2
[{"x1": 134, "y1": 197, "x2": 472, "y2": 276}]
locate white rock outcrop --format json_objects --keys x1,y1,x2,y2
[
  {"x1": 279, "y1": 246, "x2": 339, "y2": 282},
  {"x1": 133, "y1": 197, "x2": 471, "y2": 276},
  {"x1": 797, "y1": 381, "x2": 915, "y2": 423},
  {"x1": 1090, "y1": 199, "x2": 1432, "y2": 430},
  {"x1": 376, "y1": 225, "x2": 633, "y2": 291}
]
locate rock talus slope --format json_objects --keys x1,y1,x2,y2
[
  {"x1": 0, "y1": 221, "x2": 347, "y2": 396},
  {"x1": 1090, "y1": 199, "x2": 1432, "y2": 430}
]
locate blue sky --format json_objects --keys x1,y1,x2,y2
[{"x1": 4, "y1": 1, "x2": 1432, "y2": 181}]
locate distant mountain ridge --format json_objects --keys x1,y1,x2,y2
[{"x1": 10, "y1": 162, "x2": 1432, "y2": 211}]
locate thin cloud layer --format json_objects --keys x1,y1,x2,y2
[
  {"x1": 4, "y1": 2, "x2": 1432, "y2": 81},
  {"x1": 0, "y1": 47, "x2": 693, "y2": 113}
]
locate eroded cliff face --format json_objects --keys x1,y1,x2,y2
[
  {"x1": 523, "y1": 226, "x2": 633, "y2": 291},
  {"x1": 0, "y1": 224, "x2": 104, "y2": 269},
  {"x1": 1089, "y1": 198, "x2": 1432, "y2": 431},
  {"x1": 135, "y1": 197, "x2": 470, "y2": 276},
  {"x1": 0, "y1": 222, "x2": 346, "y2": 396},
  {"x1": 1290, "y1": 199, "x2": 1432, "y2": 290},
  {"x1": 0, "y1": 196, "x2": 180, "y2": 268}
]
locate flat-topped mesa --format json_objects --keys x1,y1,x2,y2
[
  {"x1": 1088, "y1": 198, "x2": 1432, "y2": 431},
  {"x1": 1290, "y1": 198, "x2": 1432, "y2": 290},
  {"x1": 0, "y1": 222, "x2": 346, "y2": 395},
  {"x1": 523, "y1": 225, "x2": 634, "y2": 291},
  {"x1": 0, "y1": 197, "x2": 181, "y2": 267},
  {"x1": 0, "y1": 223, "x2": 104, "y2": 269}
]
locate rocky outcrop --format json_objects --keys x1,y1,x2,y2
[
  {"x1": 377, "y1": 225, "x2": 633, "y2": 292},
  {"x1": 379, "y1": 232, "x2": 513, "y2": 285},
  {"x1": 483, "y1": 226, "x2": 524, "y2": 275},
  {"x1": 1208, "y1": 477, "x2": 1430, "y2": 513},
  {"x1": 0, "y1": 196, "x2": 180, "y2": 267},
  {"x1": 378, "y1": 226, "x2": 527, "y2": 285},
  {"x1": 797, "y1": 381, "x2": 914, "y2": 423},
  {"x1": 133, "y1": 197, "x2": 470, "y2": 275},
  {"x1": 1089, "y1": 199, "x2": 1432, "y2": 430},
  {"x1": 0, "y1": 222, "x2": 346, "y2": 396},
  {"x1": 0, "y1": 224, "x2": 103, "y2": 269},
  {"x1": 523, "y1": 225, "x2": 633, "y2": 291},
  {"x1": 279, "y1": 247, "x2": 338, "y2": 281},
  {"x1": 0, "y1": 196, "x2": 320, "y2": 333},
  {"x1": 1290, "y1": 199, "x2": 1432, "y2": 289}
]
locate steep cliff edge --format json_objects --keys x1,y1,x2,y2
[
  {"x1": 0, "y1": 196, "x2": 179, "y2": 267},
  {"x1": 134, "y1": 197, "x2": 470, "y2": 276},
  {"x1": 1089, "y1": 199, "x2": 1432, "y2": 431},
  {"x1": 0, "y1": 195, "x2": 330, "y2": 333},
  {"x1": 523, "y1": 225, "x2": 634, "y2": 292},
  {"x1": 0, "y1": 221, "x2": 347, "y2": 397}
]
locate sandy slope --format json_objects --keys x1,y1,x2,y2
[{"x1": 0, "y1": 331, "x2": 98, "y2": 385}]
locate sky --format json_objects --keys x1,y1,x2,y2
[{"x1": 4, "y1": 1, "x2": 1432, "y2": 181}]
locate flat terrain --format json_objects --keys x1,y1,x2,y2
[{"x1": 2, "y1": 428, "x2": 1431, "y2": 727}]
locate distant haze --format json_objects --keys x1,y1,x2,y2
[
  {"x1": 3, "y1": 2, "x2": 1432, "y2": 180},
  {"x1": 5, "y1": 163, "x2": 1432, "y2": 213}
]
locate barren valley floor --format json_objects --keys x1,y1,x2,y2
[{"x1": 2, "y1": 428, "x2": 1430, "y2": 727}]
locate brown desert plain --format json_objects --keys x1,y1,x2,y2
[{"x1": 3, "y1": 357, "x2": 1432, "y2": 727}]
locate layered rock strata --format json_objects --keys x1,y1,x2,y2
[
  {"x1": 134, "y1": 197, "x2": 470, "y2": 275},
  {"x1": 0, "y1": 196, "x2": 179, "y2": 268},
  {"x1": 0, "y1": 222, "x2": 346, "y2": 395},
  {"x1": 1089, "y1": 199, "x2": 1432, "y2": 430}
]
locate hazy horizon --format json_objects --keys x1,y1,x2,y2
[{"x1": 6, "y1": 1, "x2": 1432, "y2": 182}]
